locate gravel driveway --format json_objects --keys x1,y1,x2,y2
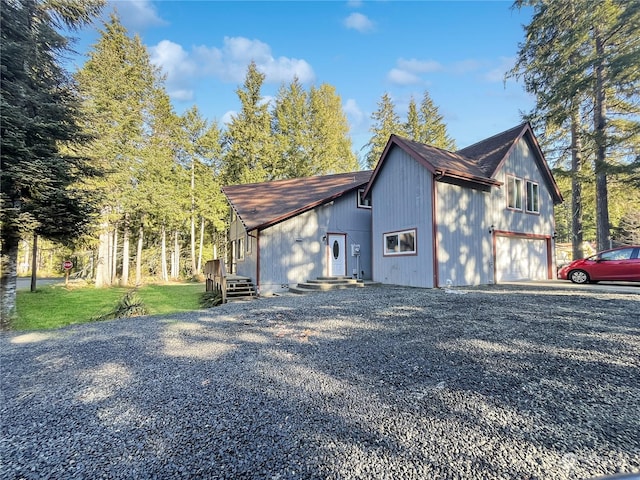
[{"x1": 1, "y1": 283, "x2": 639, "y2": 479}]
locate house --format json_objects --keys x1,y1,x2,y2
[
  {"x1": 222, "y1": 171, "x2": 373, "y2": 295},
  {"x1": 363, "y1": 122, "x2": 563, "y2": 288}
]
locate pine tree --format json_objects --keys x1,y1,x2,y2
[
  {"x1": 307, "y1": 83, "x2": 358, "y2": 175},
  {"x1": 512, "y1": 0, "x2": 640, "y2": 253},
  {"x1": 222, "y1": 61, "x2": 274, "y2": 184},
  {"x1": 1, "y1": 0, "x2": 104, "y2": 327},
  {"x1": 404, "y1": 97, "x2": 421, "y2": 142},
  {"x1": 272, "y1": 77, "x2": 310, "y2": 178},
  {"x1": 365, "y1": 93, "x2": 403, "y2": 169},
  {"x1": 417, "y1": 91, "x2": 456, "y2": 150},
  {"x1": 76, "y1": 12, "x2": 163, "y2": 286}
]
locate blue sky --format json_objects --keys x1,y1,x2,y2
[{"x1": 71, "y1": 0, "x2": 535, "y2": 162}]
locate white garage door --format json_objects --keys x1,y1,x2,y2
[{"x1": 496, "y1": 235, "x2": 549, "y2": 282}]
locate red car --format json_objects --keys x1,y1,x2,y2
[{"x1": 558, "y1": 245, "x2": 640, "y2": 284}]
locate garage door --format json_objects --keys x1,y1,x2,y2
[{"x1": 496, "y1": 235, "x2": 550, "y2": 282}]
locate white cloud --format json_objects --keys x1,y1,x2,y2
[
  {"x1": 346, "y1": 0, "x2": 363, "y2": 8},
  {"x1": 344, "y1": 13, "x2": 375, "y2": 33},
  {"x1": 110, "y1": 0, "x2": 167, "y2": 30},
  {"x1": 149, "y1": 40, "x2": 197, "y2": 101},
  {"x1": 451, "y1": 59, "x2": 484, "y2": 74},
  {"x1": 193, "y1": 37, "x2": 315, "y2": 84},
  {"x1": 387, "y1": 68, "x2": 422, "y2": 86},
  {"x1": 343, "y1": 98, "x2": 364, "y2": 126},
  {"x1": 149, "y1": 36, "x2": 315, "y2": 105}
]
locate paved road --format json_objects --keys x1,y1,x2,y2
[
  {"x1": 16, "y1": 277, "x2": 64, "y2": 290},
  {"x1": 506, "y1": 279, "x2": 639, "y2": 295}
]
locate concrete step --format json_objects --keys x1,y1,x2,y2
[
  {"x1": 306, "y1": 278, "x2": 362, "y2": 285},
  {"x1": 290, "y1": 281, "x2": 365, "y2": 294}
]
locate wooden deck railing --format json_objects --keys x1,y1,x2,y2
[{"x1": 204, "y1": 259, "x2": 227, "y2": 304}]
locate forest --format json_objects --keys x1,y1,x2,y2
[{"x1": 1, "y1": 0, "x2": 638, "y2": 327}]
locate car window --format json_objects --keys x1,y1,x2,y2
[{"x1": 599, "y1": 248, "x2": 633, "y2": 261}]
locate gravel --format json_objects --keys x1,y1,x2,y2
[{"x1": 1, "y1": 283, "x2": 639, "y2": 480}]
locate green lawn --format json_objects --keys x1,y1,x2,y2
[{"x1": 14, "y1": 283, "x2": 205, "y2": 330}]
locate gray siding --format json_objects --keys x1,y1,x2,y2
[
  {"x1": 371, "y1": 147, "x2": 435, "y2": 288},
  {"x1": 436, "y1": 182, "x2": 493, "y2": 286},
  {"x1": 490, "y1": 137, "x2": 555, "y2": 236},
  {"x1": 256, "y1": 191, "x2": 371, "y2": 295}
]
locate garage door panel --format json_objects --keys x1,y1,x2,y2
[{"x1": 496, "y1": 236, "x2": 548, "y2": 282}]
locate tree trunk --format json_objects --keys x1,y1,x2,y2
[
  {"x1": 190, "y1": 159, "x2": 197, "y2": 276},
  {"x1": 111, "y1": 225, "x2": 118, "y2": 284},
  {"x1": 197, "y1": 217, "x2": 205, "y2": 274},
  {"x1": 161, "y1": 224, "x2": 168, "y2": 282},
  {"x1": 1, "y1": 235, "x2": 19, "y2": 329},
  {"x1": 122, "y1": 221, "x2": 130, "y2": 286},
  {"x1": 95, "y1": 219, "x2": 111, "y2": 288},
  {"x1": 570, "y1": 113, "x2": 584, "y2": 260},
  {"x1": 135, "y1": 224, "x2": 144, "y2": 286},
  {"x1": 593, "y1": 27, "x2": 611, "y2": 252},
  {"x1": 30, "y1": 233, "x2": 38, "y2": 292},
  {"x1": 171, "y1": 231, "x2": 180, "y2": 279}
]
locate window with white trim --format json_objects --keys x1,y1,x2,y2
[
  {"x1": 526, "y1": 180, "x2": 539, "y2": 213},
  {"x1": 357, "y1": 189, "x2": 372, "y2": 208},
  {"x1": 384, "y1": 229, "x2": 416, "y2": 255},
  {"x1": 507, "y1": 176, "x2": 523, "y2": 210}
]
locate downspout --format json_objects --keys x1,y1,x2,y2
[
  {"x1": 432, "y1": 172, "x2": 445, "y2": 288},
  {"x1": 256, "y1": 231, "x2": 261, "y2": 296}
]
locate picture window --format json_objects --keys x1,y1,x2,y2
[{"x1": 384, "y1": 229, "x2": 416, "y2": 256}]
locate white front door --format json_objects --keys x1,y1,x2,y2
[{"x1": 328, "y1": 234, "x2": 346, "y2": 277}]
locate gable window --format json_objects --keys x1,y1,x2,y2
[
  {"x1": 507, "y1": 175, "x2": 523, "y2": 210},
  {"x1": 526, "y1": 180, "x2": 539, "y2": 214},
  {"x1": 357, "y1": 188, "x2": 372, "y2": 209},
  {"x1": 384, "y1": 229, "x2": 416, "y2": 256}
]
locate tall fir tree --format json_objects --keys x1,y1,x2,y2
[
  {"x1": 512, "y1": 0, "x2": 640, "y2": 253},
  {"x1": 76, "y1": 12, "x2": 162, "y2": 286},
  {"x1": 417, "y1": 91, "x2": 456, "y2": 150},
  {"x1": 365, "y1": 93, "x2": 403, "y2": 169},
  {"x1": 307, "y1": 83, "x2": 358, "y2": 175},
  {"x1": 1, "y1": 0, "x2": 104, "y2": 327},
  {"x1": 222, "y1": 61, "x2": 274, "y2": 184},
  {"x1": 272, "y1": 77, "x2": 310, "y2": 178}
]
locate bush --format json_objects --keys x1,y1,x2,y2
[
  {"x1": 200, "y1": 290, "x2": 223, "y2": 308},
  {"x1": 94, "y1": 290, "x2": 148, "y2": 321}
]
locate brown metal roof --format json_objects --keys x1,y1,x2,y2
[
  {"x1": 364, "y1": 122, "x2": 562, "y2": 204},
  {"x1": 222, "y1": 170, "x2": 373, "y2": 231},
  {"x1": 457, "y1": 122, "x2": 528, "y2": 177}
]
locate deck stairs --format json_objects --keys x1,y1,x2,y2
[
  {"x1": 226, "y1": 276, "x2": 257, "y2": 302},
  {"x1": 290, "y1": 276, "x2": 366, "y2": 294}
]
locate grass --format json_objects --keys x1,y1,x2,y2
[{"x1": 14, "y1": 282, "x2": 205, "y2": 331}]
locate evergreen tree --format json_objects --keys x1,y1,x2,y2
[
  {"x1": 404, "y1": 97, "x2": 421, "y2": 142},
  {"x1": 307, "y1": 83, "x2": 358, "y2": 175},
  {"x1": 76, "y1": 12, "x2": 162, "y2": 286},
  {"x1": 512, "y1": 0, "x2": 640, "y2": 252},
  {"x1": 272, "y1": 77, "x2": 310, "y2": 178},
  {"x1": 1, "y1": 0, "x2": 104, "y2": 327},
  {"x1": 365, "y1": 93, "x2": 403, "y2": 169},
  {"x1": 222, "y1": 61, "x2": 274, "y2": 184},
  {"x1": 417, "y1": 90, "x2": 456, "y2": 150}
]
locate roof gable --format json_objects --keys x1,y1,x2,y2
[
  {"x1": 222, "y1": 170, "x2": 372, "y2": 231},
  {"x1": 364, "y1": 122, "x2": 562, "y2": 204}
]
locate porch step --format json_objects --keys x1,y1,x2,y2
[
  {"x1": 226, "y1": 277, "x2": 257, "y2": 302},
  {"x1": 290, "y1": 276, "x2": 365, "y2": 294}
]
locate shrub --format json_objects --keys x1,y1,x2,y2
[
  {"x1": 199, "y1": 290, "x2": 223, "y2": 308},
  {"x1": 94, "y1": 290, "x2": 148, "y2": 321}
]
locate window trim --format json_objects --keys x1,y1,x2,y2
[
  {"x1": 525, "y1": 179, "x2": 540, "y2": 214},
  {"x1": 383, "y1": 228, "x2": 417, "y2": 256},
  {"x1": 357, "y1": 188, "x2": 372, "y2": 209},
  {"x1": 506, "y1": 175, "x2": 523, "y2": 211},
  {"x1": 237, "y1": 236, "x2": 245, "y2": 260}
]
